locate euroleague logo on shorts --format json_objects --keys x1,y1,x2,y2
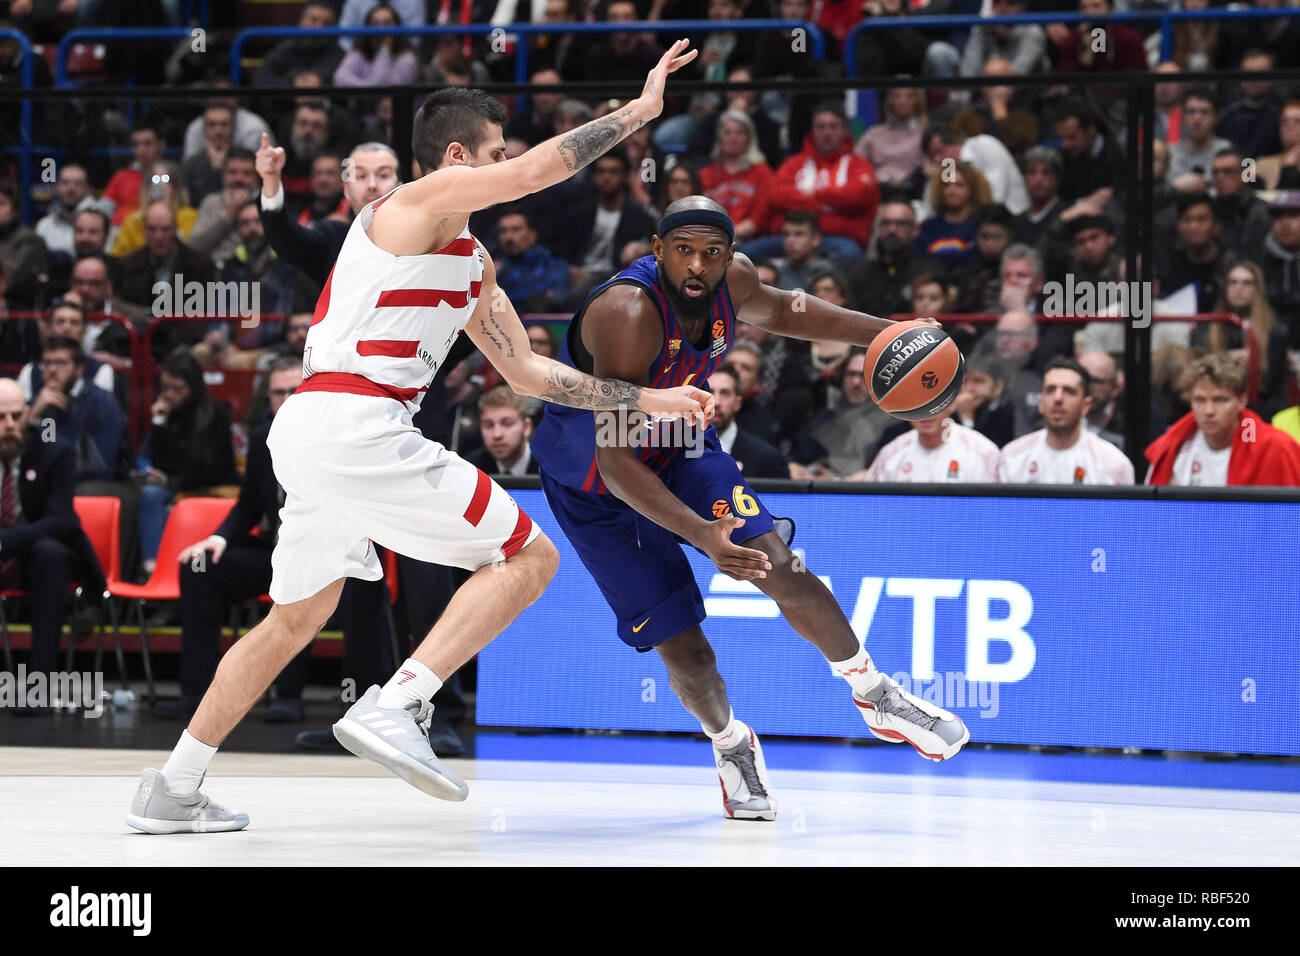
[{"x1": 711, "y1": 498, "x2": 732, "y2": 518}]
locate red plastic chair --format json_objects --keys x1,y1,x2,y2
[
  {"x1": 0, "y1": 497, "x2": 120, "y2": 676},
  {"x1": 70, "y1": 496, "x2": 126, "y2": 679},
  {"x1": 108, "y1": 497, "x2": 236, "y2": 702}
]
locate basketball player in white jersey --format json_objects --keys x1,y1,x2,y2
[
  {"x1": 859, "y1": 413, "x2": 1000, "y2": 483},
  {"x1": 127, "y1": 40, "x2": 707, "y2": 833},
  {"x1": 997, "y1": 357, "x2": 1134, "y2": 485}
]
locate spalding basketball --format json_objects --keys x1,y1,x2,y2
[{"x1": 864, "y1": 320, "x2": 965, "y2": 421}]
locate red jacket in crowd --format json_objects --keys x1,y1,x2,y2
[
  {"x1": 1144, "y1": 408, "x2": 1300, "y2": 486},
  {"x1": 768, "y1": 133, "x2": 880, "y2": 247},
  {"x1": 700, "y1": 162, "x2": 773, "y2": 236}
]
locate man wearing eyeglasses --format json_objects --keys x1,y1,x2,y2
[
  {"x1": 1210, "y1": 146, "x2": 1273, "y2": 256},
  {"x1": 1169, "y1": 88, "x2": 1234, "y2": 192},
  {"x1": 25, "y1": 337, "x2": 124, "y2": 486}
]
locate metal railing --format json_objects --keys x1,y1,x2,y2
[
  {"x1": 227, "y1": 20, "x2": 826, "y2": 91},
  {"x1": 845, "y1": 8, "x2": 1300, "y2": 77}
]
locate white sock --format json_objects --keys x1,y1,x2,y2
[
  {"x1": 160, "y1": 730, "x2": 217, "y2": 796},
  {"x1": 377, "y1": 659, "x2": 443, "y2": 710},
  {"x1": 829, "y1": 646, "x2": 883, "y2": 697},
  {"x1": 705, "y1": 710, "x2": 745, "y2": 750}
]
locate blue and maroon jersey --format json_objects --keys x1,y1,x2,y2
[{"x1": 531, "y1": 255, "x2": 736, "y2": 493}]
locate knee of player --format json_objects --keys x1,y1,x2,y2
[{"x1": 520, "y1": 532, "x2": 559, "y2": 594}]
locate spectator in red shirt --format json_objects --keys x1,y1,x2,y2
[
  {"x1": 761, "y1": 100, "x2": 881, "y2": 264},
  {"x1": 101, "y1": 119, "x2": 166, "y2": 227},
  {"x1": 700, "y1": 109, "x2": 773, "y2": 243},
  {"x1": 1046, "y1": 0, "x2": 1147, "y2": 75},
  {"x1": 1145, "y1": 352, "x2": 1300, "y2": 486}
]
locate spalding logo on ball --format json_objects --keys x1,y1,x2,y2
[{"x1": 863, "y1": 320, "x2": 965, "y2": 421}]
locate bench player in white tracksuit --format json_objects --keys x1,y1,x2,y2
[
  {"x1": 996, "y1": 357, "x2": 1135, "y2": 485},
  {"x1": 128, "y1": 41, "x2": 707, "y2": 833},
  {"x1": 859, "y1": 414, "x2": 1001, "y2": 483}
]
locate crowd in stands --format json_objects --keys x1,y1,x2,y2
[{"x1": 4, "y1": 1, "x2": 1300, "y2": 711}]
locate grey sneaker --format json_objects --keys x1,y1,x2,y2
[
  {"x1": 714, "y1": 722, "x2": 777, "y2": 820},
  {"x1": 332, "y1": 684, "x2": 469, "y2": 802},
  {"x1": 854, "y1": 674, "x2": 969, "y2": 762},
  {"x1": 125, "y1": 769, "x2": 249, "y2": 834}
]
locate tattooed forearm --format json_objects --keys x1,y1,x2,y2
[
  {"x1": 555, "y1": 106, "x2": 640, "y2": 173},
  {"x1": 538, "y1": 359, "x2": 643, "y2": 409},
  {"x1": 478, "y1": 303, "x2": 517, "y2": 358}
]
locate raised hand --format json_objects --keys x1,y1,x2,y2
[
  {"x1": 255, "y1": 132, "x2": 286, "y2": 194},
  {"x1": 638, "y1": 39, "x2": 698, "y2": 120}
]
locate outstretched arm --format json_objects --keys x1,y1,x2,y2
[
  {"x1": 728, "y1": 253, "x2": 897, "y2": 346},
  {"x1": 465, "y1": 251, "x2": 713, "y2": 423},
  {"x1": 396, "y1": 40, "x2": 697, "y2": 217}
]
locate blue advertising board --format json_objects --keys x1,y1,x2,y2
[{"x1": 477, "y1": 490, "x2": 1300, "y2": 755}]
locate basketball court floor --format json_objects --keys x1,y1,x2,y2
[{"x1": 2, "y1": 731, "x2": 1297, "y2": 866}]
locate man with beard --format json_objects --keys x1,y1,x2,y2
[
  {"x1": 0, "y1": 378, "x2": 105, "y2": 714},
  {"x1": 187, "y1": 148, "x2": 261, "y2": 269},
  {"x1": 846, "y1": 200, "x2": 925, "y2": 317},
  {"x1": 35, "y1": 164, "x2": 96, "y2": 260},
  {"x1": 252, "y1": 2, "x2": 345, "y2": 87},
  {"x1": 24, "y1": 337, "x2": 124, "y2": 485},
  {"x1": 532, "y1": 197, "x2": 970, "y2": 823},
  {"x1": 277, "y1": 104, "x2": 332, "y2": 208},
  {"x1": 997, "y1": 357, "x2": 1134, "y2": 484},
  {"x1": 1053, "y1": 99, "x2": 1125, "y2": 204},
  {"x1": 199, "y1": 201, "x2": 321, "y2": 366}
]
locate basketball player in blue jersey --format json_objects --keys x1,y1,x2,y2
[{"x1": 532, "y1": 197, "x2": 969, "y2": 820}]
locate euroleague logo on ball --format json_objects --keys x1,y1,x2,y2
[{"x1": 921, "y1": 370, "x2": 939, "y2": 389}]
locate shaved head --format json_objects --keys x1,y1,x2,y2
[{"x1": 658, "y1": 195, "x2": 733, "y2": 244}]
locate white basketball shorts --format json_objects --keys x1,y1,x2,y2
[{"x1": 266, "y1": 387, "x2": 540, "y2": 605}]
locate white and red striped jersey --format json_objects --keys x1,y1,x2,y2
[
  {"x1": 866, "y1": 423, "x2": 1000, "y2": 483},
  {"x1": 300, "y1": 184, "x2": 485, "y2": 412},
  {"x1": 997, "y1": 428, "x2": 1135, "y2": 485}
]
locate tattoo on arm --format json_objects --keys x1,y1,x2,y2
[
  {"x1": 556, "y1": 106, "x2": 639, "y2": 173},
  {"x1": 538, "y1": 358, "x2": 642, "y2": 410},
  {"x1": 477, "y1": 302, "x2": 516, "y2": 358}
]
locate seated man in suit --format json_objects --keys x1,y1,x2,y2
[
  {"x1": 0, "y1": 378, "x2": 106, "y2": 715},
  {"x1": 707, "y1": 364, "x2": 790, "y2": 479},
  {"x1": 468, "y1": 386, "x2": 540, "y2": 477}
]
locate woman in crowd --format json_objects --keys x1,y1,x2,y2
[
  {"x1": 855, "y1": 85, "x2": 926, "y2": 193},
  {"x1": 334, "y1": 3, "x2": 422, "y2": 87},
  {"x1": 137, "y1": 347, "x2": 239, "y2": 576},
  {"x1": 111, "y1": 160, "x2": 198, "y2": 258},
  {"x1": 699, "y1": 109, "x2": 773, "y2": 243},
  {"x1": 1206, "y1": 260, "x2": 1290, "y2": 415},
  {"x1": 916, "y1": 162, "x2": 991, "y2": 272}
]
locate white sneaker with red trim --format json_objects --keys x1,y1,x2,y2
[
  {"x1": 854, "y1": 674, "x2": 969, "y2": 762},
  {"x1": 714, "y1": 722, "x2": 777, "y2": 821}
]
